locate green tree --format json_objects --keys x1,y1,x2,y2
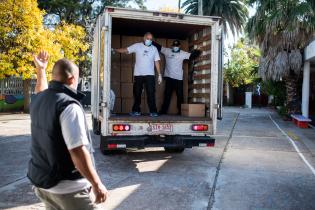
[
  {"x1": 224, "y1": 38, "x2": 260, "y2": 87},
  {"x1": 182, "y1": 0, "x2": 248, "y2": 34},
  {"x1": 38, "y1": 0, "x2": 146, "y2": 26},
  {"x1": 0, "y1": 0, "x2": 88, "y2": 111},
  {"x1": 0, "y1": 0, "x2": 88, "y2": 79},
  {"x1": 247, "y1": 0, "x2": 315, "y2": 114},
  {"x1": 261, "y1": 80, "x2": 286, "y2": 107},
  {"x1": 37, "y1": 0, "x2": 146, "y2": 76}
]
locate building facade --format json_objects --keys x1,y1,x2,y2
[{"x1": 303, "y1": 39, "x2": 315, "y2": 124}]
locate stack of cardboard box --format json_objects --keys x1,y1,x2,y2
[
  {"x1": 111, "y1": 35, "x2": 121, "y2": 113},
  {"x1": 120, "y1": 36, "x2": 136, "y2": 113}
]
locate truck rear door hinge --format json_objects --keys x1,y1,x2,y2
[
  {"x1": 216, "y1": 34, "x2": 222, "y2": 40},
  {"x1": 102, "y1": 26, "x2": 109, "y2": 31},
  {"x1": 100, "y1": 102, "x2": 108, "y2": 107}
]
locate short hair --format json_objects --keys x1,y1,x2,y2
[
  {"x1": 144, "y1": 32, "x2": 153, "y2": 38},
  {"x1": 52, "y1": 58, "x2": 77, "y2": 83}
]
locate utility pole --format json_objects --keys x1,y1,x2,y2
[{"x1": 198, "y1": 0, "x2": 203, "y2": 15}]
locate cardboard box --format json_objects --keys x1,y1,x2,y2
[
  {"x1": 122, "y1": 98, "x2": 134, "y2": 113},
  {"x1": 168, "y1": 92, "x2": 179, "y2": 114},
  {"x1": 155, "y1": 77, "x2": 165, "y2": 99},
  {"x1": 111, "y1": 35, "x2": 121, "y2": 83},
  {"x1": 113, "y1": 98, "x2": 121, "y2": 113},
  {"x1": 141, "y1": 97, "x2": 149, "y2": 114},
  {"x1": 181, "y1": 39, "x2": 189, "y2": 51},
  {"x1": 154, "y1": 87, "x2": 179, "y2": 114},
  {"x1": 181, "y1": 104, "x2": 205, "y2": 117},
  {"x1": 122, "y1": 36, "x2": 136, "y2": 47},
  {"x1": 120, "y1": 63, "x2": 133, "y2": 83},
  {"x1": 121, "y1": 83, "x2": 134, "y2": 98},
  {"x1": 112, "y1": 35, "x2": 121, "y2": 48},
  {"x1": 110, "y1": 68, "x2": 120, "y2": 83},
  {"x1": 121, "y1": 54, "x2": 133, "y2": 64},
  {"x1": 132, "y1": 36, "x2": 143, "y2": 43},
  {"x1": 111, "y1": 82, "x2": 121, "y2": 98}
]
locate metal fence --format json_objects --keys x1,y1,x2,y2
[{"x1": 0, "y1": 77, "x2": 36, "y2": 95}]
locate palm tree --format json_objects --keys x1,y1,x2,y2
[
  {"x1": 182, "y1": 0, "x2": 248, "y2": 35},
  {"x1": 247, "y1": 0, "x2": 315, "y2": 114}
]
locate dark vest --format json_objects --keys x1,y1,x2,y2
[{"x1": 27, "y1": 81, "x2": 93, "y2": 189}]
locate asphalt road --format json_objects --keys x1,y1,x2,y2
[{"x1": 0, "y1": 107, "x2": 314, "y2": 210}]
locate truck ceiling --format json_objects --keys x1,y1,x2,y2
[{"x1": 112, "y1": 17, "x2": 207, "y2": 39}]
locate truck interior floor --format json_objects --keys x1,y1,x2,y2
[{"x1": 109, "y1": 114, "x2": 211, "y2": 122}]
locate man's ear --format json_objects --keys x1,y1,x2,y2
[{"x1": 67, "y1": 75, "x2": 75, "y2": 86}]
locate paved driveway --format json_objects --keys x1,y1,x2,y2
[{"x1": 0, "y1": 108, "x2": 314, "y2": 210}]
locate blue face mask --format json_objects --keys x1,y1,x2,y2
[
  {"x1": 144, "y1": 39, "x2": 152, "y2": 46},
  {"x1": 172, "y1": 47, "x2": 180, "y2": 52}
]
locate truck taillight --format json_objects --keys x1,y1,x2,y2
[
  {"x1": 192, "y1": 124, "x2": 208, "y2": 131},
  {"x1": 108, "y1": 144, "x2": 126, "y2": 149},
  {"x1": 199, "y1": 143, "x2": 215, "y2": 147},
  {"x1": 113, "y1": 124, "x2": 130, "y2": 131}
]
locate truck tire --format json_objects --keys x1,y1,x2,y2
[
  {"x1": 101, "y1": 149, "x2": 114, "y2": 155},
  {"x1": 164, "y1": 147, "x2": 185, "y2": 153},
  {"x1": 92, "y1": 116, "x2": 101, "y2": 135},
  {"x1": 101, "y1": 149, "x2": 126, "y2": 155}
]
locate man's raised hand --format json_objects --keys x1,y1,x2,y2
[{"x1": 34, "y1": 50, "x2": 49, "y2": 70}]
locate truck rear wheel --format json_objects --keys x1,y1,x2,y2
[
  {"x1": 101, "y1": 149, "x2": 126, "y2": 155},
  {"x1": 92, "y1": 116, "x2": 101, "y2": 135},
  {"x1": 164, "y1": 147, "x2": 185, "y2": 153},
  {"x1": 101, "y1": 149, "x2": 114, "y2": 155}
]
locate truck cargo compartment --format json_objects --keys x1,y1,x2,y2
[{"x1": 108, "y1": 16, "x2": 212, "y2": 118}]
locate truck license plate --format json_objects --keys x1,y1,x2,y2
[{"x1": 150, "y1": 124, "x2": 172, "y2": 133}]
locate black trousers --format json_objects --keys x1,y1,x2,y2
[
  {"x1": 132, "y1": 75, "x2": 157, "y2": 113},
  {"x1": 160, "y1": 77, "x2": 183, "y2": 114}
]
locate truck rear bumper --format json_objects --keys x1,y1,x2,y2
[{"x1": 100, "y1": 135, "x2": 215, "y2": 150}]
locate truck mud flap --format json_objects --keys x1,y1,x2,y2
[
  {"x1": 100, "y1": 135, "x2": 215, "y2": 150},
  {"x1": 92, "y1": 116, "x2": 101, "y2": 135}
]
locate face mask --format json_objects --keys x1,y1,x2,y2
[
  {"x1": 172, "y1": 47, "x2": 180, "y2": 52},
  {"x1": 144, "y1": 39, "x2": 152, "y2": 46}
]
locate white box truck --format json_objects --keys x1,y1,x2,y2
[{"x1": 91, "y1": 7, "x2": 223, "y2": 154}]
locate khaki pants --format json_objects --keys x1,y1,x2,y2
[{"x1": 34, "y1": 187, "x2": 102, "y2": 210}]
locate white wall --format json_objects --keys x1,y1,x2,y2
[{"x1": 305, "y1": 40, "x2": 315, "y2": 61}]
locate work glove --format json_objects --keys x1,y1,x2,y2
[
  {"x1": 158, "y1": 74, "x2": 163, "y2": 85},
  {"x1": 189, "y1": 49, "x2": 202, "y2": 60}
]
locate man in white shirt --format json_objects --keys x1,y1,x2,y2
[
  {"x1": 29, "y1": 51, "x2": 108, "y2": 210},
  {"x1": 153, "y1": 40, "x2": 201, "y2": 114},
  {"x1": 115, "y1": 32, "x2": 162, "y2": 117}
]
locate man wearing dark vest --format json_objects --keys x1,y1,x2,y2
[{"x1": 28, "y1": 51, "x2": 108, "y2": 209}]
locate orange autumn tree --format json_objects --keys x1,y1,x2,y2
[{"x1": 0, "y1": 0, "x2": 88, "y2": 111}]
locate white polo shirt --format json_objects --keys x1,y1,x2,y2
[
  {"x1": 127, "y1": 42, "x2": 160, "y2": 76},
  {"x1": 161, "y1": 47, "x2": 191, "y2": 80}
]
